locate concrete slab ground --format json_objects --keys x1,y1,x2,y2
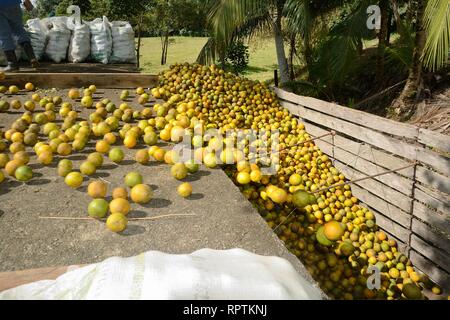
[{"x1": 0, "y1": 88, "x2": 322, "y2": 295}]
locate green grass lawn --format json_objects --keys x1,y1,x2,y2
[{"x1": 138, "y1": 37, "x2": 279, "y2": 82}]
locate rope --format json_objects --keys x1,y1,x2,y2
[
  {"x1": 311, "y1": 161, "x2": 417, "y2": 194},
  {"x1": 38, "y1": 213, "x2": 197, "y2": 221}
]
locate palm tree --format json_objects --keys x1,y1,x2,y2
[
  {"x1": 392, "y1": 0, "x2": 449, "y2": 119},
  {"x1": 198, "y1": 0, "x2": 290, "y2": 84},
  {"x1": 199, "y1": 0, "x2": 351, "y2": 85}
]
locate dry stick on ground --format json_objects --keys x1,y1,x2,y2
[{"x1": 38, "y1": 213, "x2": 197, "y2": 221}]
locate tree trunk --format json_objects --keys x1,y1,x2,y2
[
  {"x1": 274, "y1": 1, "x2": 289, "y2": 85},
  {"x1": 136, "y1": 13, "x2": 143, "y2": 69},
  {"x1": 288, "y1": 33, "x2": 296, "y2": 80},
  {"x1": 161, "y1": 32, "x2": 169, "y2": 65},
  {"x1": 163, "y1": 34, "x2": 169, "y2": 65},
  {"x1": 386, "y1": 11, "x2": 393, "y2": 44},
  {"x1": 377, "y1": 0, "x2": 389, "y2": 80},
  {"x1": 391, "y1": 0, "x2": 427, "y2": 120}
]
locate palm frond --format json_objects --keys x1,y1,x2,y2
[
  {"x1": 207, "y1": 0, "x2": 271, "y2": 48},
  {"x1": 196, "y1": 37, "x2": 218, "y2": 65},
  {"x1": 313, "y1": 0, "x2": 372, "y2": 82},
  {"x1": 421, "y1": 0, "x2": 450, "y2": 71},
  {"x1": 284, "y1": 0, "x2": 313, "y2": 37}
]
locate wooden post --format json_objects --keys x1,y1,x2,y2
[
  {"x1": 274, "y1": 70, "x2": 279, "y2": 87},
  {"x1": 136, "y1": 13, "x2": 143, "y2": 70}
]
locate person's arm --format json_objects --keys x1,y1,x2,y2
[{"x1": 23, "y1": 0, "x2": 34, "y2": 12}]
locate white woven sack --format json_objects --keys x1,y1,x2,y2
[
  {"x1": 110, "y1": 21, "x2": 136, "y2": 64},
  {"x1": 89, "y1": 16, "x2": 112, "y2": 64},
  {"x1": 68, "y1": 23, "x2": 90, "y2": 63},
  {"x1": 44, "y1": 17, "x2": 71, "y2": 63},
  {"x1": 0, "y1": 248, "x2": 323, "y2": 300},
  {"x1": 26, "y1": 19, "x2": 47, "y2": 60}
]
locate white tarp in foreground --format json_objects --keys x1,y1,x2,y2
[{"x1": 0, "y1": 248, "x2": 322, "y2": 300}]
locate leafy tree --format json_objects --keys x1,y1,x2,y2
[
  {"x1": 146, "y1": 0, "x2": 199, "y2": 65},
  {"x1": 392, "y1": 0, "x2": 450, "y2": 119},
  {"x1": 224, "y1": 40, "x2": 250, "y2": 74},
  {"x1": 35, "y1": 0, "x2": 59, "y2": 18}
]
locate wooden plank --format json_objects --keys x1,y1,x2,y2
[
  {"x1": 416, "y1": 165, "x2": 450, "y2": 195},
  {"x1": 416, "y1": 148, "x2": 450, "y2": 177},
  {"x1": 308, "y1": 130, "x2": 413, "y2": 196},
  {"x1": 303, "y1": 120, "x2": 415, "y2": 177},
  {"x1": 418, "y1": 128, "x2": 450, "y2": 153},
  {"x1": 280, "y1": 101, "x2": 418, "y2": 160},
  {"x1": 2, "y1": 73, "x2": 158, "y2": 89},
  {"x1": 412, "y1": 218, "x2": 450, "y2": 253},
  {"x1": 0, "y1": 265, "x2": 84, "y2": 292},
  {"x1": 411, "y1": 235, "x2": 450, "y2": 273},
  {"x1": 276, "y1": 89, "x2": 419, "y2": 139},
  {"x1": 333, "y1": 159, "x2": 413, "y2": 212},
  {"x1": 413, "y1": 200, "x2": 450, "y2": 235},
  {"x1": 333, "y1": 147, "x2": 413, "y2": 196},
  {"x1": 415, "y1": 184, "x2": 450, "y2": 215},
  {"x1": 409, "y1": 250, "x2": 450, "y2": 293},
  {"x1": 371, "y1": 207, "x2": 410, "y2": 242},
  {"x1": 350, "y1": 184, "x2": 411, "y2": 227}
]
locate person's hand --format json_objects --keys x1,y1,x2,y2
[{"x1": 23, "y1": 0, "x2": 34, "y2": 12}]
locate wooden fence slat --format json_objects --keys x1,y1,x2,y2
[
  {"x1": 418, "y1": 128, "x2": 450, "y2": 153},
  {"x1": 0, "y1": 265, "x2": 84, "y2": 292},
  {"x1": 415, "y1": 184, "x2": 450, "y2": 215},
  {"x1": 281, "y1": 99, "x2": 450, "y2": 175},
  {"x1": 350, "y1": 184, "x2": 411, "y2": 227},
  {"x1": 371, "y1": 207, "x2": 410, "y2": 242},
  {"x1": 416, "y1": 148, "x2": 450, "y2": 177},
  {"x1": 303, "y1": 120, "x2": 415, "y2": 177},
  {"x1": 411, "y1": 235, "x2": 450, "y2": 274},
  {"x1": 416, "y1": 166, "x2": 450, "y2": 195},
  {"x1": 412, "y1": 218, "x2": 450, "y2": 253},
  {"x1": 2, "y1": 73, "x2": 159, "y2": 89},
  {"x1": 409, "y1": 250, "x2": 450, "y2": 293},
  {"x1": 276, "y1": 89, "x2": 419, "y2": 138},
  {"x1": 413, "y1": 201, "x2": 450, "y2": 235},
  {"x1": 280, "y1": 101, "x2": 418, "y2": 160},
  {"x1": 307, "y1": 129, "x2": 413, "y2": 196},
  {"x1": 334, "y1": 148, "x2": 413, "y2": 196},
  {"x1": 333, "y1": 159, "x2": 413, "y2": 212}
]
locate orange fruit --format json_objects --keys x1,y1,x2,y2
[
  {"x1": 65, "y1": 172, "x2": 83, "y2": 188},
  {"x1": 123, "y1": 135, "x2": 137, "y2": 149},
  {"x1": 112, "y1": 187, "x2": 128, "y2": 199},
  {"x1": 135, "y1": 149, "x2": 149, "y2": 164},
  {"x1": 109, "y1": 198, "x2": 131, "y2": 215},
  {"x1": 177, "y1": 182, "x2": 192, "y2": 198},
  {"x1": 24, "y1": 83, "x2": 35, "y2": 91},
  {"x1": 96, "y1": 140, "x2": 110, "y2": 154},
  {"x1": 106, "y1": 213, "x2": 128, "y2": 233},
  {"x1": 5, "y1": 159, "x2": 25, "y2": 176},
  {"x1": 38, "y1": 150, "x2": 53, "y2": 165},
  {"x1": 130, "y1": 184, "x2": 153, "y2": 204},
  {"x1": 323, "y1": 221, "x2": 345, "y2": 241},
  {"x1": 87, "y1": 181, "x2": 107, "y2": 198},
  {"x1": 152, "y1": 148, "x2": 166, "y2": 162}
]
